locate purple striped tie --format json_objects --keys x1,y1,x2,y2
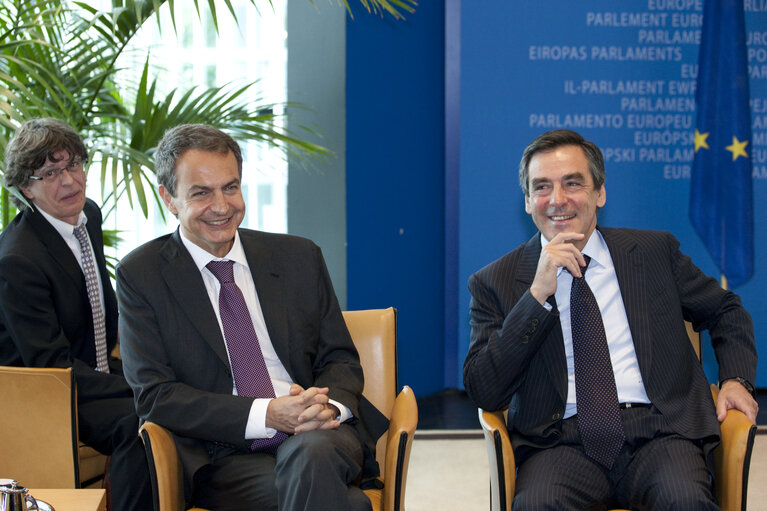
[
  {"x1": 207, "y1": 260, "x2": 288, "y2": 454},
  {"x1": 570, "y1": 255, "x2": 625, "y2": 469}
]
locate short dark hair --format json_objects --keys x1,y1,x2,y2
[
  {"x1": 518, "y1": 129, "x2": 605, "y2": 195},
  {"x1": 155, "y1": 124, "x2": 243, "y2": 196},
  {"x1": 3, "y1": 118, "x2": 88, "y2": 209}
]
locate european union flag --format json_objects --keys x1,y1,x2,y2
[{"x1": 689, "y1": 0, "x2": 753, "y2": 288}]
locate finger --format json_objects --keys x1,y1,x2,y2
[
  {"x1": 549, "y1": 232, "x2": 585, "y2": 245},
  {"x1": 296, "y1": 387, "x2": 320, "y2": 404},
  {"x1": 289, "y1": 384, "x2": 304, "y2": 396},
  {"x1": 574, "y1": 251, "x2": 587, "y2": 269},
  {"x1": 563, "y1": 259, "x2": 581, "y2": 278},
  {"x1": 716, "y1": 400, "x2": 728, "y2": 422},
  {"x1": 298, "y1": 387, "x2": 330, "y2": 405},
  {"x1": 295, "y1": 417, "x2": 340, "y2": 433},
  {"x1": 297, "y1": 403, "x2": 322, "y2": 423},
  {"x1": 299, "y1": 404, "x2": 336, "y2": 424}
]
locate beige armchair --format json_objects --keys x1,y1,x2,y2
[
  {"x1": 139, "y1": 307, "x2": 418, "y2": 511},
  {"x1": 0, "y1": 366, "x2": 109, "y2": 489}
]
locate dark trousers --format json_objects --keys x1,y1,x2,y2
[
  {"x1": 78, "y1": 398, "x2": 153, "y2": 511},
  {"x1": 513, "y1": 405, "x2": 719, "y2": 511},
  {"x1": 192, "y1": 424, "x2": 370, "y2": 511}
]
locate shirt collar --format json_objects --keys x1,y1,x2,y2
[
  {"x1": 178, "y1": 229, "x2": 249, "y2": 271},
  {"x1": 37, "y1": 206, "x2": 87, "y2": 241}
]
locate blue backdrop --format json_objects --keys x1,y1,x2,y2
[
  {"x1": 458, "y1": 1, "x2": 767, "y2": 387},
  {"x1": 344, "y1": 1, "x2": 766, "y2": 396}
]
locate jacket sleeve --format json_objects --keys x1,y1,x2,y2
[
  {"x1": 667, "y1": 232, "x2": 757, "y2": 384},
  {"x1": 462, "y1": 267, "x2": 560, "y2": 412}
]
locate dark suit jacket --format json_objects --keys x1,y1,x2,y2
[
  {"x1": 117, "y1": 228, "x2": 387, "y2": 492},
  {"x1": 0, "y1": 199, "x2": 131, "y2": 402},
  {"x1": 463, "y1": 227, "x2": 756, "y2": 457}
]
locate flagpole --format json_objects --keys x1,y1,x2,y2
[{"x1": 721, "y1": 275, "x2": 728, "y2": 291}]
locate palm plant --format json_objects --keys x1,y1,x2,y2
[{"x1": 0, "y1": 0, "x2": 416, "y2": 229}]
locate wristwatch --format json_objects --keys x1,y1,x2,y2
[{"x1": 720, "y1": 376, "x2": 755, "y2": 397}]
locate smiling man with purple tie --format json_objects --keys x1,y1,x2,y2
[
  {"x1": 463, "y1": 129, "x2": 758, "y2": 510},
  {"x1": 117, "y1": 124, "x2": 386, "y2": 511}
]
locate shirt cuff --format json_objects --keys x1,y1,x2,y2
[
  {"x1": 245, "y1": 398, "x2": 278, "y2": 439},
  {"x1": 329, "y1": 398, "x2": 352, "y2": 422}
]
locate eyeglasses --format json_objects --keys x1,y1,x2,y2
[{"x1": 28, "y1": 159, "x2": 86, "y2": 183}]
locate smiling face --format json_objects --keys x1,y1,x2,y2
[
  {"x1": 19, "y1": 149, "x2": 86, "y2": 225},
  {"x1": 159, "y1": 149, "x2": 245, "y2": 258},
  {"x1": 524, "y1": 145, "x2": 606, "y2": 251}
]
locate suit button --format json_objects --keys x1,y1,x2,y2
[
  {"x1": 531, "y1": 319, "x2": 539, "y2": 327},
  {"x1": 522, "y1": 335, "x2": 529, "y2": 343},
  {"x1": 552, "y1": 412, "x2": 561, "y2": 420}
]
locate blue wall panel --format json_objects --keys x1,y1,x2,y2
[{"x1": 346, "y1": 3, "x2": 446, "y2": 396}]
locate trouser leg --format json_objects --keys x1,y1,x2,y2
[{"x1": 274, "y1": 424, "x2": 370, "y2": 511}]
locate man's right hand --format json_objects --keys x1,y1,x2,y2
[{"x1": 529, "y1": 232, "x2": 587, "y2": 305}]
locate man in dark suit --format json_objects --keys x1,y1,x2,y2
[
  {"x1": 117, "y1": 124, "x2": 385, "y2": 511},
  {"x1": 0, "y1": 118, "x2": 151, "y2": 510},
  {"x1": 463, "y1": 129, "x2": 758, "y2": 510}
]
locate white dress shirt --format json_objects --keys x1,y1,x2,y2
[
  {"x1": 541, "y1": 230, "x2": 651, "y2": 419},
  {"x1": 179, "y1": 230, "x2": 351, "y2": 440}
]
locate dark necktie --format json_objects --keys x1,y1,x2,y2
[
  {"x1": 206, "y1": 260, "x2": 288, "y2": 454},
  {"x1": 570, "y1": 255, "x2": 625, "y2": 469},
  {"x1": 73, "y1": 224, "x2": 109, "y2": 373}
]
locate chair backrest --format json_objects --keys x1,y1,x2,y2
[
  {"x1": 342, "y1": 307, "x2": 398, "y2": 472},
  {"x1": 685, "y1": 321, "x2": 701, "y2": 360},
  {"x1": 0, "y1": 366, "x2": 80, "y2": 488}
]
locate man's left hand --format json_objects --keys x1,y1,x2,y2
[{"x1": 716, "y1": 379, "x2": 759, "y2": 424}]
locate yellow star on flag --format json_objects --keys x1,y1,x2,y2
[
  {"x1": 725, "y1": 136, "x2": 749, "y2": 161},
  {"x1": 694, "y1": 129, "x2": 710, "y2": 152}
]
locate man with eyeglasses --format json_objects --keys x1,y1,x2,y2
[{"x1": 0, "y1": 118, "x2": 151, "y2": 511}]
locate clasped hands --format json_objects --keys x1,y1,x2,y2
[{"x1": 266, "y1": 384, "x2": 341, "y2": 435}]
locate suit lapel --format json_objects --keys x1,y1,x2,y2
[
  {"x1": 517, "y1": 234, "x2": 568, "y2": 402},
  {"x1": 160, "y1": 231, "x2": 230, "y2": 366},
  {"x1": 24, "y1": 208, "x2": 86, "y2": 294},
  {"x1": 600, "y1": 227, "x2": 653, "y2": 372},
  {"x1": 240, "y1": 231, "x2": 292, "y2": 370}
]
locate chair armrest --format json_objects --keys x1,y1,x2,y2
[
  {"x1": 139, "y1": 421, "x2": 188, "y2": 511},
  {"x1": 382, "y1": 385, "x2": 418, "y2": 511},
  {"x1": 709, "y1": 384, "x2": 757, "y2": 511},
  {"x1": 478, "y1": 409, "x2": 514, "y2": 511}
]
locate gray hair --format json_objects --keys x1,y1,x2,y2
[
  {"x1": 518, "y1": 129, "x2": 605, "y2": 195},
  {"x1": 155, "y1": 124, "x2": 243, "y2": 196},
  {"x1": 3, "y1": 118, "x2": 88, "y2": 209}
]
